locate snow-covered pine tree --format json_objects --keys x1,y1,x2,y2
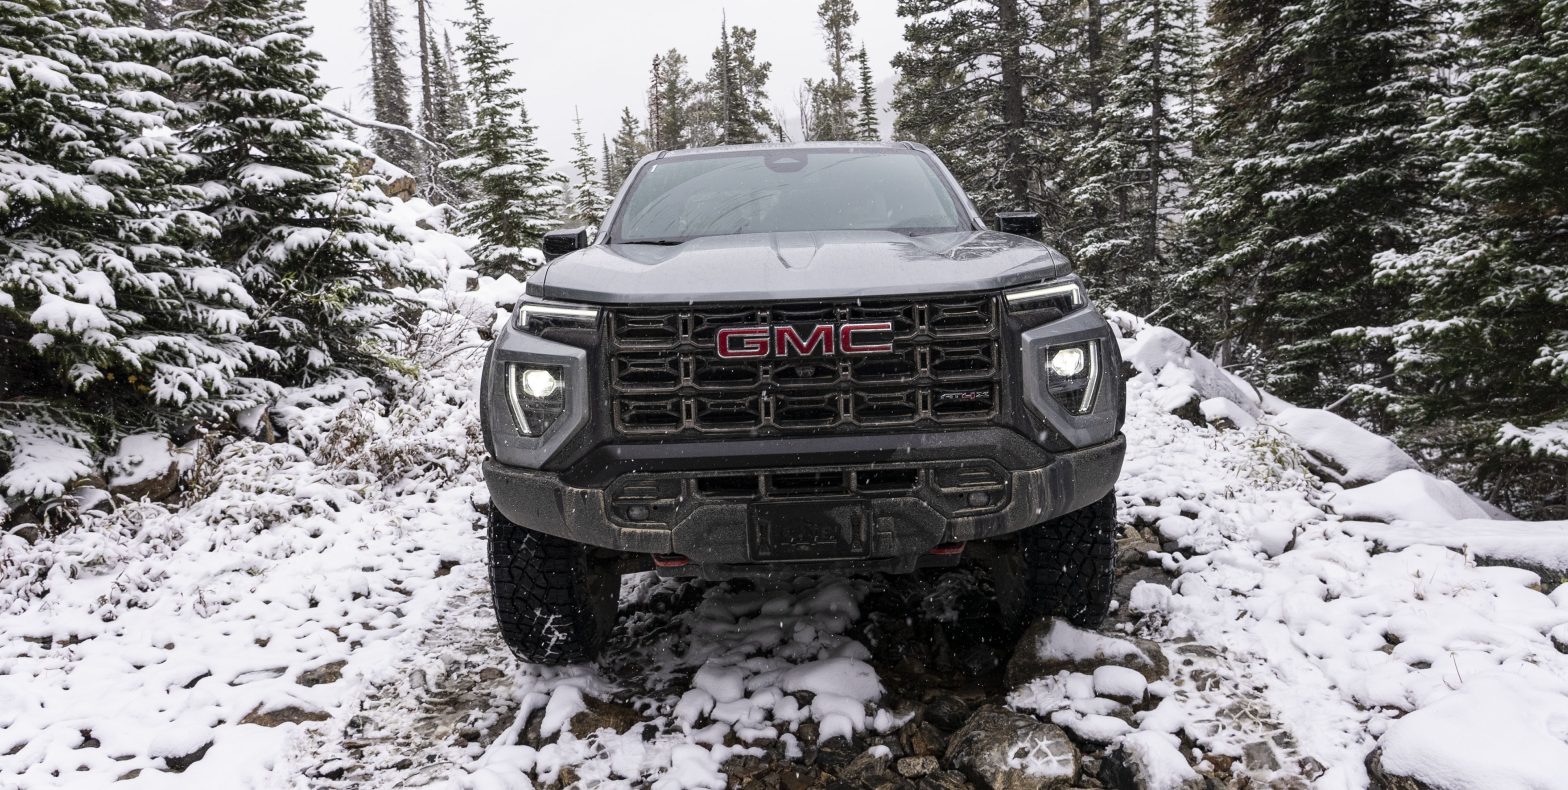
[
  {"x1": 569, "y1": 110, "x2": 611, "y2": 228},
  {"x1": 1056, "y1": 0, "x2": 1146, "y2": 310},
  {"x1": 1070, "y1": 0, "x2": 1205, "y2": 315},
  {"x1": 1186, "y1": 0, "x2": 1439, "y2": 403},
  {"x1": 808, "y1": 0, "x2": 860, "y2": 140},
  {"x1": 608, "y1": 106, "x2": 646, "y2": 191},
  {"x1": 2, "y1": 0, "x2": 268, "y2": 509},
  {"x1": 729, "y1": 25, "x2": 782, "y2": 142},
  {"x1": 709, "y1": 18, "x2": 760, "y2": 145},
  {"x1": 176, "y1": 0, "x2": 432, "y2": 382},
  {"x1": 1372, "y1": 0, "x2": 1568, "y2": 516},
  {"x1": 648, "y1": 49, "x2": 697, "y2": 150},
  {"x1": 417, "y1": 27, "x2": 468, "y2": 205},
  {"x1": 601, "y1": 135, "x2": 615, "y2": 194},
  {"x1": 893, "y1": 0, "x2": 1052, "y2": 217},
  {"x1": 364, "y1": 0, "x2": 419, "y2": 172},
  {"x1": 443, "y1": 0, "x2": 565, "y2": 277},
  {"x1": 855, "y1": 46, "x2": 879, "y2": 141}
]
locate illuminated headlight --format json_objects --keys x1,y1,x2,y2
[
  {"x1": 519, "y1": 368, "x2": 560, "y2": 398},
  {"x1": 1044, "y1": 342, "x2": 1099, "y2": 415},
  {"x1": 513, "y1": 296, "x2": 599, "y2": 335},
  {"x1": 1049, "y1": 347, "x2": 1086, "y2": 378},
  {"x1": 1004, "y1": 278, "x2": 1086, "y2": 321},
  {"x1": 507, "y1": 364, "x2": 566, "y2": 436}
]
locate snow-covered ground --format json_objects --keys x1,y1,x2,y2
[{"x1": 3, "y1": 234, "x2": 1568, "y2": 789}]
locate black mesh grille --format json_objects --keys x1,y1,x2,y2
[{"x1": 607, "y1": 294, "x2": 1003, "y2": 436}]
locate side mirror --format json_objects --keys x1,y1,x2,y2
[
  {"x1": 542, "y1": 227, "x2": 590, "y2": 262},
  {"x1": 994, "y1": 211, "x2": 1044, "y2": 241}
]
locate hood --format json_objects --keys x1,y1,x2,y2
[{"x1": 534, "y1": 230, "x2": 1071, "y2": 304}]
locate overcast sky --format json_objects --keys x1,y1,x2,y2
[{"x1": 304, "y1": 0, "x2": 908, "y2": 167}]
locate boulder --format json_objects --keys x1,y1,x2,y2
[
  {"x1": 240, "y1": 704, "x2": 330, "y2": 727},
  {"x1": 1006, "y1": 619, "x2": 1168, "y2": 689},
  {"x1": 106, "y1": 434, "x2": 180, "y2": 502},
  {"x1": 567, "y1": 695, "x2": 643, "y2": 737},
  {"x1": 1098, "y1": 731, "x2": 1203, "y2": 790},
  {"x1": 944, "y1": 705, "x2": 1078, "y2": 789},
  {"x1": 1364, "y1": 748, "x2": 1431, "y2": 790}
]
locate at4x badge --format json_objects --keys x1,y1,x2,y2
[{"x1": 715, "y1": 322, "x2": 895, "y2": 359}]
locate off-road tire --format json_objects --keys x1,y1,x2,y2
[
  {"x1": 988, "y1": 491, "x2": 1118, "y2": 630},
  {"x1": 488, "y1": 510, "x2": 619, "y2": 665}
]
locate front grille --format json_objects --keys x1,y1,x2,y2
[{"x1": 606, "y1": 294, "x2": 1004, "y2": 437}]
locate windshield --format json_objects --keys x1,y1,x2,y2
[{"x1": 609, "y1": 149, "x2": 971, "y2": 243}]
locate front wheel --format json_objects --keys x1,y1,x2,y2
[
  {"x1": 487, "y1": 510, "x2": 620, "y2": 665},
  {"x1": 986, "y1": 492, "x2": 1119, "y2": 630}
]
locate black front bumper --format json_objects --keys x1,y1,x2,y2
[{"x1": 484, "y1": 429, "x2": 1125, "y2": 578}]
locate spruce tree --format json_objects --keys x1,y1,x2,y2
[
  {"x1": 1186, "y1": 0, "x2": 1439, "y2": 402},
  {"x1": 1372, "y1": 0, "x2": 1568, "y2": 515},
  {"x1": 365, "y1": 0, "x2": 419, "y2": 171},
  {"x1": 730, "y1": 25, "x2": 782, "y2": 142},
  {"x1": 710, "y1": 19, "x2": 751, "y2": 144},
  {"x1": 601, "y1": 135, "x2": 615, "y2": 194},
  {"x1": 176, "y1": 0, "x2": 429, "y2": 382},
  {"x1": 608, "y1": 107, "x2": 646, "y2": 191},
  {"x1": 1062, "y1": 0, "x2": 1206, "y2": 315},
  {"x1": 443, "y1": 0, "x2": 565, "y2": 277},
  {"x1": 1058, "y1": 0, "x2": 1142, "y2": 311},
  {"x1": 648, "y1": 49, "x2": 696, "y2": 150},
  {"x1": 2, "y1": 0, "x2": 267, "y2": 503},
  {"x1": 569, "y1": 110, "x2": 611, "y2": 227},
  {"x1": 806, "y1": 0, "x2": 860, "y2": 140},
  {"x1": 1101, "y1": 0, "x2": 1204, "y2": 315},
  {"x1": 893, "y1": 0, "x2": 1051, "y2": 215},
  {"x1": 419, "y1": 23, "x2": 469, "y2": 204},
  {"x1": 855, "y1": 46, "x2": 879, "y2": 141}
]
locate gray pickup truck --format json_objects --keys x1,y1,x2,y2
[{"x1": 480, "y1": 142, "x2": 1126, "y2": 664}]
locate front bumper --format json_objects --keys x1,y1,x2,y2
[{"x1": 484, "y1": 430, "x2": 1125, "y2": 578}]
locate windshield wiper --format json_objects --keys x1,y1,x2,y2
[{"x1": 621, "y1": 239, "x2": 686, "y2": 246}]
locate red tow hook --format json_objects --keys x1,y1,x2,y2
[
  {"x1": 653, "y1": 554, "x2": 691, "y2": 568},
  {"x1": 927, "y1": 542, "x2": 967, "y2": 556}
]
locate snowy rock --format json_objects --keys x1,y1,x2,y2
[
  {"x1": 1005, "y1": 619, "x2": 1168, "y2": 689},
  {"x1": 1121, "y1": 327, "x2": 1264, "y2": 420},
  {"x1": 566, "y1": 695, "x2": 643, "y2": 736},
  {"x1": 1199, "y1": 397, "x2": 1257, "y2": 431},
  {"x1": 692, "y1": 661, "x2": 747, "y2": 704},
  {"x1": 240, "y1": 703, "x2": 330, "y2": 727},
  {"x1": 838, "y1": 748, "x2": 895, "y2": 785},
  {"x1": 296, "y1": 660, "x2": 346, "y2": 687},
  {"x1": 781, "y1": 656, "x2": 882, "y2": 702},
  {"x1": 1365, "y1": 748, "x2": 1433, "y2": 790},
  {"x1": 1342, "y1": 518, "x2": 1568, "y2": 583},
  {"x1": 1371, "y1": 673, "x2": 1568, "y2": 790},
  {"x1": 1271, "y1": 408, "x2": 1420, "y2": 485},
  {"x1": 1091, "y1": 665, "x2": 1147, "y2": 704},
  {"x1": 944, "y1": 705, "x2": 1078, "y2": 789},
  {"x1": 1330, "y1": 469, "x2": 1497, "y2": 523},
  {"x1": 149, "y1": 725, "x2": 214, "y2": 773},
  {"x1": 1098, "y1": 731, "x2": 1203, "y2": 790},
  {"x1": 105, "y1": 433, "x2": 180, "y2": 501}
]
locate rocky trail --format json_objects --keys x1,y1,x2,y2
[{"x1": 5, "y1": 307, "x2": 1567, "y2": 790}]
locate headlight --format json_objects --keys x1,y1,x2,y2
[
  {"x1": 513, "y1": 296, "x2": 599, "y2": 335},
  {"x1": 507, "y1": 363, "x2": 566, "y2": 436},
  {"x1": 1044, "y1": 341, "x2": 1100, "y2": 415},
  {"x1": 1004, "y1": 279, "x2": 1086, "y2": 323}
]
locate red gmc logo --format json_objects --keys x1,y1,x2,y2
[{"x1": 716, "y1": 322, "x2": 895, "y2": 359}]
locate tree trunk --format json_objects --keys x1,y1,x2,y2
[{"x1": 997, "y1": 0, "x2": 1029, "y2": 210}]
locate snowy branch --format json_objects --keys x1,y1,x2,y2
[{"x1": 321, "y1": 105, "x2": 447, "y2": 151}]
